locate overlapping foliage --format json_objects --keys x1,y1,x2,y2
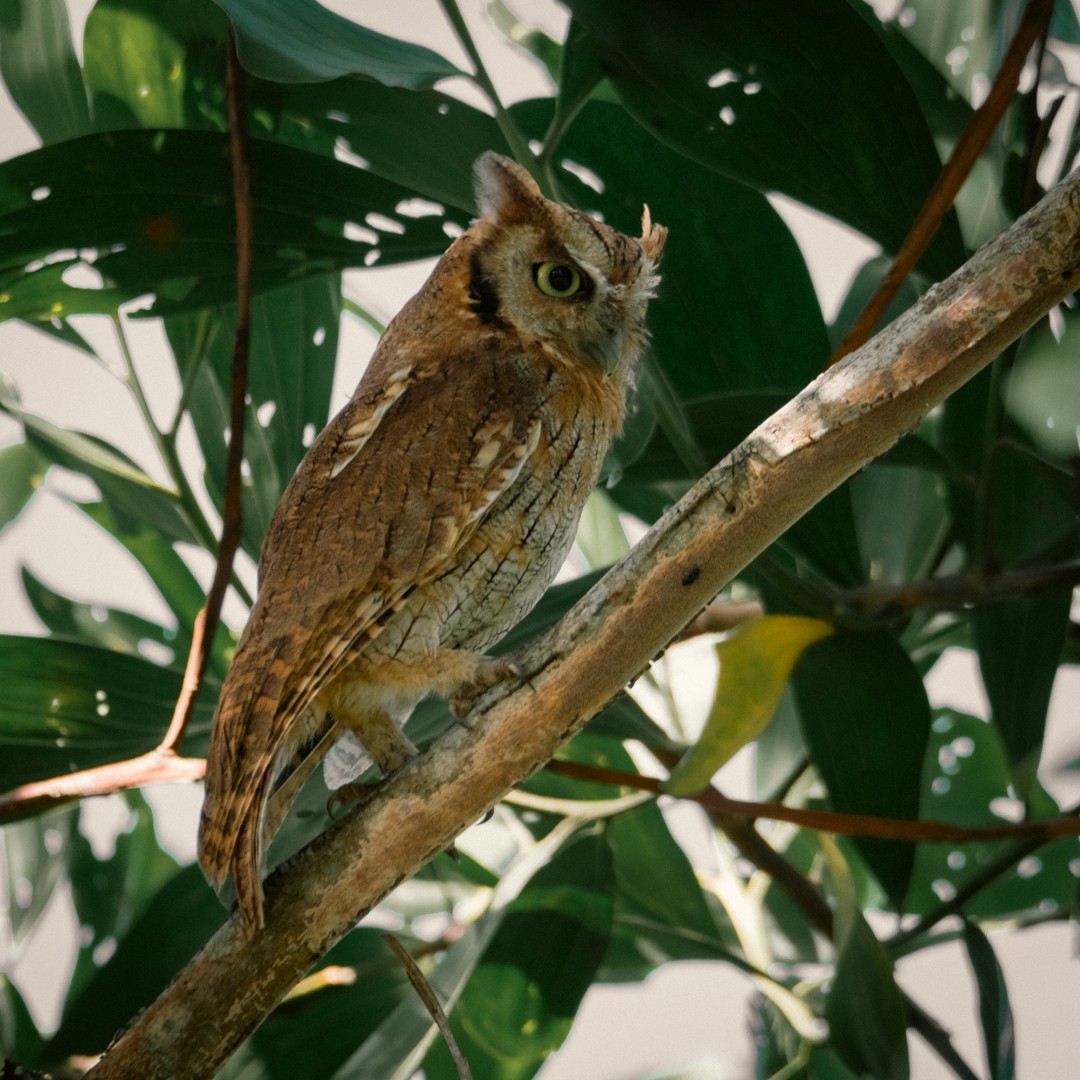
[{"x1": 1, "y1": 2, "x2": 1078, "y2": 1078}]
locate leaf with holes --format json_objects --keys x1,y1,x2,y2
[
  {"x1": 0, "y1": 129, "x2": 469, "y2": 322},
  {"x1": 564, "y1": 0, "x2": 965, "y2": 276}
]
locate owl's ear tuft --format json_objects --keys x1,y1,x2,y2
[{"x1": 474, "y1": 152, "x2": 543, "y2": 223}]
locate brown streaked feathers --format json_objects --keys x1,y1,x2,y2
[{"x1": 198, "y1": 153, "x2": 667, "y2": 928}]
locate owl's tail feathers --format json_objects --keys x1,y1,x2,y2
[{"x1": 197, "y1": 632, "x2": 301, "y2": 928}]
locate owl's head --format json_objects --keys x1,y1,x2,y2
[{"x1": 468, "y1": 152, "x2": 667, "y2": 375}]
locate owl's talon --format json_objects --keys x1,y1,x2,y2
[
  {"x1": 327, "y1": 781, "x2": 376, "y2": 819},
  {"x1": 450, "y1": 657, "x2": 521, "y2": 720}
]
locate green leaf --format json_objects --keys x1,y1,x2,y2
[
  {"x1": 824, "y1": 845, "x2": 910, "y2": 1080},
  {"x1": 0, "y1": 0, "x2": 91, "y2": 143},
  {"x1": 962, "y1": 921, "x2": 1015, "y2": 1080},
  {"x1": 975, "y1": 589, "x2": 1071, "y2": 789},
  {"x1": 78, "y1": 499, "x2": 234, "y2": 680},
  {"x1": 445, "y1": 831, "x2": 614, "y2": 1073},
  {"x1": 985, "y1": 440, "x2": 1080, "y2": 568},
  {"x1": 793, "y1": 631, "x2": 931, "y2": 908},
  {"x1": 66, "y1": 791, "x2": 180, "y2": 1002},
  {"x1": 20, "y1": 566, "x2": 185, "y2": 665},
  {"x1": 44, "y1": 865, "x2": 226, "y2": 1062},
  {"x1": 0, "y1": 129, "x2": 470, "y2": 322},
  {"x1": 165, "y1": 275, "x2": 341, "y2": 561},
  {"x1": 1006, "y1": 312, "x2": 1080, "y2": 459},
  {"x1": 0, "y1": 399, "x2": 199, "y2": 546},
  {"x1": 83, "y1": 0, "x2": 226, "y2": 130},
  {"x1": 564, "y1": 0, "x2": 965, "y2": 277},
  {"x1": 0, "y1": 440, "x2": 47, "y2": 534},
  {"x1": 906, "y1": 709, "x2": 1080, "y2": 921},
  {"x1": 0, "y1": 806, "x2": 75, "y2": 947},
  {"x1": 850, "y1": 463, "x2": 950, "y2": 586},
  {"x1": 226, "y1": 931, "x2": 410, "y2": 1080},
  {"x1": 269, "y1": 80, "x2": 507, "y2": 213},
  {"x1": 0, "y1": 635, "x2": 215, "y2": 793},
  {"x1": 215, "y1": 0, "x2": 462, "y2": 85},
  {"x1": 604, "y1": 801, "x2": 734, "y2": 977}
]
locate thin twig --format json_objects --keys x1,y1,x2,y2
[
  {"x1": 830, "y1": 0, "x2": 1055, "y2": 364},
  {"x1": 840, "y1": 558, "x2": 1080, "y2": 618},
  {"x1": 382, "y1": 934, "x2": 473, "y2": 1080},
  {"x1": 542, "y1": 759, "x2": 1080, "y2": 844},
  {"x1": 674, "y1": 599, "x2": 764, "y2": 641},
  {"x1": 162, "y1": 33, "x2": 253, "y2": 750}
]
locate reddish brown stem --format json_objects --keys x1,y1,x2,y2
[
  {"x1": 543, "y1": 758, "x2": 1080, "y2": 844},
  {"x1": 830, "y1": 0, "x2": 1055, "y2": 364}
]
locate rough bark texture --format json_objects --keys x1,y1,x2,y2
[{"x1": 85, "y1": 169, "x2": 1080, "y2": 1079}]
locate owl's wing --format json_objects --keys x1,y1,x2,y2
[{"x1": 198, "y1": 343, "x2": 544, "y2": 916}]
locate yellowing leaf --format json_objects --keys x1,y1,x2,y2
[{"x1": 663, "y1": 615, "x2": 833, "y2": 796}]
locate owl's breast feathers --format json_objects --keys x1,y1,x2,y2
[{"x1": 198, "y1": 318, "x2": 623, "y2": 900}]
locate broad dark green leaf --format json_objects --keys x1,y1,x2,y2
[
  {"x1": 793, "y1": 631, "x2": 931, "y2": 907},
  {"x1": 0, "y1": 636, "x2": 215, "y2": 793},
  {"x1": 214, "y1": 0, "x2": 462, "y2": 85},
  {"x1": 985, "y1": 440, "x2": 1080, "y2": 568},
  {"x1": 265, "y1": 79, "x2": 507, "y2": 213},
  {"x1": 165, "y1": 274, "x2": 341, "y2": 560},
  {"x1": 436, "y1": 831, "x2": 614, "y2": 1076},
  {"x1": 564, "y1": 0, "x2": 965, "y2": 277},
  {"x1": 1, "y1": 806, "x2": 75, "y2": 946},
  {"x1": 975, "y1": 589, "x2": 1071, "y2": 787},
  {"x1": 826, "y1": 909, "x2": 909, "y2": 1080},
  {"x1": 0, "y1": 440, "x2": 47, "y2": 534},
  {"x1": 962, "y1": 920, "x2": 1016, "y2": 1080},
  {"x1": 907, "y1": 710, "x2": 1080, "y2": 920},
  {"x1": 0, "y1": 0, "x2": 91, "y2": 143},
  {"x1": 66, "y1": 791, "x2": 180, "y2": 1003},
  {"x1": 603, "y1": 801, "x2": 736, "y2": 979},
  {"x1": 0, "y1": 129, "x2": 469, "y2": 322},
  {"x1": 44, "y1": 865, "x2": 225, "y2": 1062}
]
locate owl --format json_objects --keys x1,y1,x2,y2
[{"x1": 197, "y1": 152, "x2": 667, "y2": 928}]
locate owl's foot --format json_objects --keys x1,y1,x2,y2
[
  {"x1": 449, "y1": 656, "x2": 522, "y2": 723},
  {"x1": 327, "y1": 780, "x2": 379, "y2": 819}
]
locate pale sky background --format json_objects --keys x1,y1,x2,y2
[{"x1": 1, "y1": 2, "x2": 1079, "y2": 1079}]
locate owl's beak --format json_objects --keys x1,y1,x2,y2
[{"x1": 584, "y1": 327, "x2": 627, "y2": 374}]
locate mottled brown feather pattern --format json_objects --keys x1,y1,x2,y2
[{"x1": 198, "y1": 153, "x2": 666, "y2": 927}]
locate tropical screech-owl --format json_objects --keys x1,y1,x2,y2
[{"x1": 198, "y1": 152, "x2": 667, "y2": 927}]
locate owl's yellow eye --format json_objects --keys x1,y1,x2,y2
[{"x1": 535, "y1": 261, "x2": 581, "y2": 298}]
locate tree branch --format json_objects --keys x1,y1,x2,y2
[{"x1": 83, "y1": 167, "x2": 1080, "y2": 1079}]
